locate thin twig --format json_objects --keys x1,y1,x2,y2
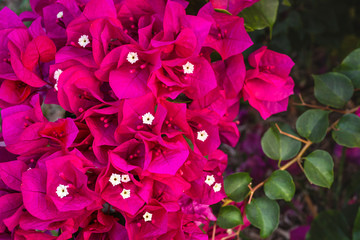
[
  {"x1": 275, "y1": 123, "x2": 308, "y2": 144},
  {"x1": 212, "y1": 224, "x2": 216, "y2": 240}
]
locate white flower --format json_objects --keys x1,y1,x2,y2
[
  {"x1": 121, "y1": 174, "x2": 131, "y2": 183},
  {"x1": 127, "y1": 52, "x2": 139, "y2": 64},
  {"x1": 120, "y1": 189, "x2": 131, "y2": 199},
  {"x1": 56, "y1": 11, "x2": 64, "y2": 19},
  {"x1": 142, "y1": 112, "x2": 155, "y2": 125},
  {"x1": 53, "y1": 69, "x2": 63, "y2": 91},
  {"x1": 109, "y1": 173, "x2": 121, "y2": 186},
  {"x1": 182, "y1": 61, "x2": 194, "y2": 74},
  {"x1": 213, "y1": 183, "x2": 222, "y2": 192},
  {"x1": 143, "y1": 212, "x2": 152, "y2": 222},
  {"x1": 56, "y1": 184, "x2": 69, "y2": 198},
  {"x1": 197, "y1": 130, "x2": 208, "y2": 142},
  {"x1": 78, "y1": 35, "x2": 90, "y2": 48},
  {"x1": 205, "y1": 175, "x2": 215, "y2": 186}
]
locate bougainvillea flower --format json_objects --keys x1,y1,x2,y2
[
  {"x1": 198, "y1": 3, "x2": 253, "y2": 60},
  {"x1": 243, "y1": 46, "x2": 295, "y2": 119},
  {"x1": 1, "y1": 95, "x2": 48, "y2": 155},
  {"x1": 148, "y1": 56, "x2": 217, "y2": 100},
  {"x1": 98, "y1": 163, "x2": 145, "y2": 215},
  {"x1": 212, "y1": 54, "x2": 246, "y2": 99},
  {"x1": 125, "y1": 200, "x2": 168, "y2": 240},
  {"x1": 209, "y1": 0, "x2": 261, "y2": 15},
  {"x1": 0, "y1": 80, "x2": 32, "y2": 108},
  {"x1": 21, "y1": 155, "x2": 100, "y2": 222},
  {"x1": 57, "y1": 66, "x2": 104, "y2": 115},
  {"x1": 97, "y1": 45, "x2": 161, "y2": 100},
  {"x1": 151, "y1": 1, "x2": 211, "y2": 58},
  {"x1": 142, "y1": 135, "x2": 189, "y2": 175}
]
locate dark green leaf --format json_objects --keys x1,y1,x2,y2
[
  {"x1": 332, "y1": 114, "x2": 360, "y2": 148},
  {"x1": 264, "y1": 170, "x2": 295, "y2": 201},
  {"x1": 353, "y1": 207, "x2": 360, "y2": 240},
  {"x1": 261, "y1": 122, "x2": 301, "y2": 161},
  {"x1": 224, "y1": 172, "x2": 252, "y2": 202},
  {"x1": 296, "y1": 109, "x2": 329, "y2": 143},
  {"x1": 246, "y1": 197, "x2": 280, "y2": 238},
  {"x1": 239, "y1": 0, "x2": 279, "y2": 34},
  {"x1": 335, "y1": 48, "x2": 360, "y2": 88},
  {"x1": 217, "y1": 205, "x2": 243, "y2": 229},
  {"x1": 306, "y1": 210, "x2": 351, "y2": 240},
  {"x1": 313, "y1": 72, "x2": 354, "y2": 109},
  {"x1": 304, "y1": 150, "x2": 334, "y2": 188}
]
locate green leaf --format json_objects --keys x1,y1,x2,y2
[
  {"x1": 239, "y1": 0, "x2": 279, "y2": 34},
  {"x1": 264, "y1": 170, "x2": 295, "y2": 202},
  {"x1": 304, "y1": 150, "x2": 334, "y2": 188},
  {"x1": 354, "y1": 207, "x2": 360, "y2": 240},
  {"x1": 332, "y1": 114, "x2": 360, "y2": 148},
  {"x1": 313, "y1": 72, "x2": 354, "y2": 109},
  {"x1": 306, "y1": 210, "x2": 351, "y2": 240},
  {"x1": 261, "y1": 122, "x2": 302, "y2": 161},
  {"x1": 214, "y1": 8, "x2": 232, "y2": 15},
  {"x1": 282, "y1": 0, "x2": 291, "y2": 6},
  {"x1": 217, "y1": 205, "x2": 243, "y2": 229},
  {"x1": 224, "y1": 172, "x2": 252, "y2": 202},
  {"x1": 246, "y1": 197, "x2": 280, "y2": 238},
  {"x1": 335, "y1": 48, "x2": 360, "y2": 88},
  {"x1": 296, "y1": 109, "x2": 329, "y2": 143}
]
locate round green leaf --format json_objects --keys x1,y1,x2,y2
[
  {"x1": 296, "y1": 109, "x2": 329, "y2": 143},
  {"x1": 332, "y1": 114, "x2": 360, "y2": 148},
  {"x1": 335, "y1": 48, "x2": 360, "y2": 88},
  {"x1": 217, "y1": 205, "x2": 243, "y2": 229},
  {"x1": 224, "y1": 172, "x2": 252, "y2": 202},
  {"x1": 306, "y1": 210, "x2": 351, "y2": 240},
  {"x1": 264, "y1": 170, "x2": 295, "y2": 202},
  {"x1": 313, "y1": 72, "x2": 354, "y2": 109},
  {"x1": 304, "y1": 150, "x2": 334, "y2": 188},
  {"x1": 238, "y1": 0, "x2": 279, "y2": 33},
  {"x1": 261, "y1": 122, "x2": 302, "y2": 161},
  {"x1": 246, "y1": 197, "x2": 280, "y2": 238}
]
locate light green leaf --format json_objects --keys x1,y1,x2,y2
[
  {"x1": 304, "y1": 150, "x2": 334, "y2": 188},
  {"x1": 313, "y1": 72, "x2": 354, "y2": 109},
  {"x1": 224, "y1": 172, "x2": 252, "y2": 202},
  {"x1": 296, "y1": 109, "x2": 329, "y2": 143},
  {"x1": 239, "y1": 0, "x2": 279, "y2": 34},
  {"x1": 246, "y1": 197, "x2": 280, "y2": 238},
  {"x1": 332, "y1": 114, "x2": 360, "y2": 148},
  {"x1": 264, "y1": 170, "x2": 295, "y2": 202},
  {"x1": 217, "y1": 205, "x2": 243, "y2": 229},
  {"x1": 261, "y1": 122, "x2": 302, "y2": 161}
]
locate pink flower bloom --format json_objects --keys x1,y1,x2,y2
[
  {"x1": 198, "y1": 3, "x2": 253, "y2": 60},
  {"x1": 243, "y1": 46, "x2": 295, "y2": 119}
]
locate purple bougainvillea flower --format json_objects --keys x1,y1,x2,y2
[
  {"x1": 209, "y1": 0, "x2": 261, "y2": 15},
  {"x1": 243, "y1": 46, "x2": 295, "y2": 119},
  {"x1": 198, "y1": 3, "x2": 253, "y2": 60}
]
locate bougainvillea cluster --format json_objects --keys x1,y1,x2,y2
[{"x1": 0, "y1": 0, "x2": 295, "y2": 239}]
